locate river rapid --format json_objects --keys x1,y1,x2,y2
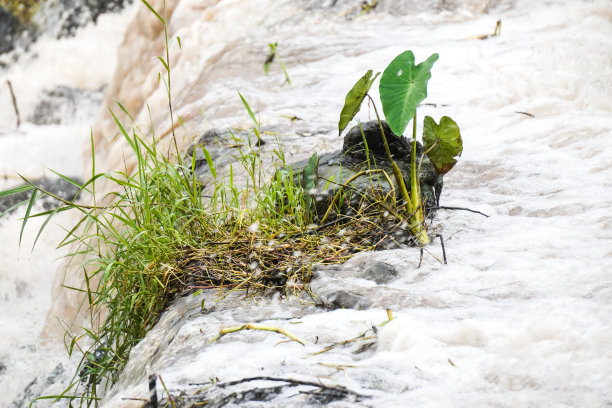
[{"x1": 1, "y1": 0, "x2": 611, "y2": 406}]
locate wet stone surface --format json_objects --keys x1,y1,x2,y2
[
  {"x1": 360, "y1": 261, "x2": 398, "y2": 284},
  {"x1": 30, "y1": 85, "x2": 104, "y2": 125},
  {"x1": 0, "y1": 7, "x2": 21, "y2": 55}
]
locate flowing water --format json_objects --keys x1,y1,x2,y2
[{"x1": 1, "y1": 0, "x2": 611, "y2": 406}]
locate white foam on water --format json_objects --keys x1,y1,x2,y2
[{"x1": 0, "y1": 3, "x2": 137, "y2": 406}]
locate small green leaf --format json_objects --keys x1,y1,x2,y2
[
  {"x1": 238, "y1": 91, "x2": 259, "y2": 129},
  {"x1": 0, "y1": 184, "x2": 33, "y2": 198},
  {"x1": 263, "y1": 58, "x2": 273, "y2": 75},
  {"x1": 423, "y1": 116, "x2": 463, "y2": 175},
  {"x1": 338, "y1": 70, "x2": 380, "y2": 135},
  {"x1": 157, "y1": 56, "x2": 169, "y2": 72},
  {"x1": 380, "y1": 51, "x2": 439, "y2": 136},
  {"x1": 263, "y1": 42, "x2": 277, "y2": 75},
  {"x1": 20, "y1": 188, "x2": 37, "y2": 246},
  {"x1": 201, "y1": 146, "x2": 216, "y2": 179},
  {"x1": 140, "y1": 0, "x2": 165, "y2": 24},
  {"x1": 303, "y1": 153, "x2": 319, "y2": 216}
]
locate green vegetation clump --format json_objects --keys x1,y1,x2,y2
[{"x1": 0, "y1": 0, "x2": 40, "y2": 23}]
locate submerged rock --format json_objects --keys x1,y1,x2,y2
[
  {"x1": 32, "y1": 0, "x2": 132, "y2": 39},
  {"x1": 316, "y1": 289, "x2": 372, "y2": 310},
  {"x1": 30, "y1": 85, "x2": 104, "y2": 125},
  {"x1": 361, "y1": 261, "x2": 398, "y2": 284},
  {"x1": 0, "y1": 176, "x2": 82, "y2": 216},
  {"x1": 0, "y1": 0, "x2": 133, "y2": 54},
  {"x1": 285, "y1": 120, "x2": 444, "y2": 220},
  {"x1": 0, "y1": 7, "x2": 21, "y2": 54}
]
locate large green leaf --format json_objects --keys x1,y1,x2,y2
[
  {"x1": 379, "y1": 51, "x2": 439, "y2": 136},
  {"x1": 423, "y1": 115, "x2": 463, "y2": 175},
  {"x1": 338, "y1": 70, "x2": 380, "y2": 135}
]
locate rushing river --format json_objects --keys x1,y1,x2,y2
[{"x1": 1, "y1": 0, "x2": 611, "y2": 406}]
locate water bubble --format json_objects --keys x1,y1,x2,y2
[{"x1": 248, "y1": 221, "x2": 260, "y2": 233}]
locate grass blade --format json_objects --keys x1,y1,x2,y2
[
  {"x1": 139, "y1": 0, "x2": 165, "y2": 23},
  {"x1": 201, "y1": 146, "x2": 216, "y2": 179},
  {"x1": 0, "y1": 184, "x2": 33, "y2": 198},
  {"x1": 19, "y1": 188, "x2": 37, "y2": 246},
  {"x1": 238, "y1": 91, "x2": 259, "y2": 129}
]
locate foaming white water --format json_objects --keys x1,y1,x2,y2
[
  {"x1": 2, "y1": 0, "x2": 612, "y2": 406},
  {"x1": 0, "y1": 4, "x2": 137, "y2": 406},
  {"x1": 0, "y1": 208, "x2": 80, "y2": 405}
]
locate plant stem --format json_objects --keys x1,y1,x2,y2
[
  {"x1": 210, "y1": 323, "x2": 308, "y2": 345},
  {"x1": 410, "y1": 114, "x2": 429, "y2": 246},
  {"x1": 161, "y1": 1, "x2": 180, "y2": 162},
  {"x1": 365, "y1": 95, "x2": 413, "y2": 215},
  {"x1": 366, "y1": 95, "x2": 428, "y2": 245}
]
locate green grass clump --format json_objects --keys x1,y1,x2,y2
[{"x1": 4, "y1": 105, "x2": 400, "y2": 405}]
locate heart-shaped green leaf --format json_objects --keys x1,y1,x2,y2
[
  {"x1": 379, "y1": 51, "x2": 439, "y2": 136},
  {"x1": 338, "y1": 70, "x2": 380, "y2": 135},
  {"x1": 423, "y1": 115, "x2": 463, "y2": 175}
]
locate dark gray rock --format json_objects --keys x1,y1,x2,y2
[
  {"x1": 30, "y1": 0, "x2": 132, "y2": 41},
  {"x1": 0, "y1": 0, "x2": 133, "y2": 56},
  {"x1": 361, "y1": 261, "x2": 398, "y2": 284},
  {"x1": 10, "y1": 363, "x2": 65, "y2": 408},
  {"x1": 0, "y1": 7, "x2": 21, "y2": 54},
  {"x1": 317, "y1": 289, "x2": 371, "y2": 310},
  {"x1": 0, "y1": 360, "x2": 6, "y2": 376},
  {"x1": 30, "y1": 85, "x2": 104, "y2": 125},
  {"x1": 183, "y1": 127, "x2": 267, "y2": 185},
  {"x1": 285, "y1": 120, "x2": 444, "y2": 220},
  {"x1": 0, "y1": 176, "x2": 82, "y2": 216}
]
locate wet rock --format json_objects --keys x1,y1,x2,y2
[
  {"x1": 303, "y1": 0, "x2": 501, "y2": 18},
  {"x1": 183, "y1": 127, "x2": 270, "y2": 185},
  {"x1": 361, "y1": 261, "x2": 398, "y2": 284},
  {"x1": 32, "y1": 0, "x2": 132, "y2": 39},
  {"x1": 285, "y1": 120, "x2": 444, "y2": 220},
  {"x1": 0, "y1": 7, "x2": 21, "y2": 54},
  {"x1": 317, "y1": 289, "x2": 371, "y2": 310},
  {"x1": 0, "y1": 176, "x2": 82, "y2": 216},
  {"x1": 30, "y1": 85, "x2": 104, "y2": 125},
  {"x1": 182, "y1": 129, "x2": 237, "y2": 183},
  {"x1": 10, "y1": 363, "x2": 65, "y2": 408}
]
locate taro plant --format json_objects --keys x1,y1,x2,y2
[{"x1": 338, "y1": 50, "x2": 463, "y2": 246}]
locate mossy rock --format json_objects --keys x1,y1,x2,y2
[{"x1": 285, "y1": 120, "x2": 443, "y2": 219}]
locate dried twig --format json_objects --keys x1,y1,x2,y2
[
  {"x1": 5, "y1": 80, "x2": 21, "y2": 128},
  {"x1": 311, "y1": 330, "x2": 375, "y2": 356},
  {"x1": 437, "y1": 234, "x2": 448, "y2": 264},
  {"x1": 210, "y1": 323, "x2": 308, "y2": 345},
  {"x1": 216, "y1": 375, "x2": 368, "y2": 399},
  {"x1": 427, "y1": 206, "x2": 489, "y2": 218}
]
